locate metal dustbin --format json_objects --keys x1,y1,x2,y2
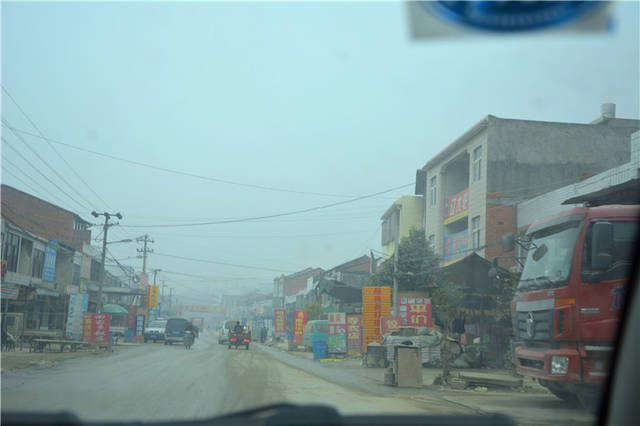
[
  {"x1": 366, "y1": 343, "x2": 387, "y2": 368},
  {"x1": 313, "y1": 341, "x2": 327, "y2": 360},
  {"x1": 124, "y1": 330, "x2": 134, "y2": 343},
  {"x1": 393, "y1": 345, "x2": 423, "y2": 388}
]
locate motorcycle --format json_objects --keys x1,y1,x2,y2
[{"x1": 184, "y1": 330, "x2": 194, "y2": 350}]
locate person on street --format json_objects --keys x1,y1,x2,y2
[
  {"x1": 185, "y1": 322, "x2": 197, "y2": 343},
  {"x1": 233, "y1": 321, "x2": 243, "y2": 334}
]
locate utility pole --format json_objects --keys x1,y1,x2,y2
[
  {"x1": 392, "y1": 205, "x2": 400, "y2": 316},
  {"x1": 136, "y1": 234, "x2": 154, "y2": 274},
  {"x1": 91, "y1": 211, "x2": 123, "y2": 313},
  {"x1": 152, "y1": 268, "x2": 162, "y2": 286}
]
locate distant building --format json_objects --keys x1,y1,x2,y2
[
  {"x1": 416, "y1": 104, "x2": 640, "y2": 267},
  {"x1": 272, "y1": 267, "x2": 324, "y2": 309},
  {"x1": 381, "y1": 195, "x2": 424, "y2": 257}
]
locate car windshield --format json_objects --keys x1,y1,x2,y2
[
  {"x1": 519, "y1": 219, "x2": 582, "y2": 290},
  {"x1": 1, "y1": 2, "x2": 639, "y2": 425}
]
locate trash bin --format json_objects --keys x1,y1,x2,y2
[
  {"x1": 393, "y1": 345, "x2": 423, "y2": 388},
  {"x1": 366, "y1": 343, "x2": 387, "y2": 368},
  {"x1": 313, "y1": 341, "x2": 327, "y2": 360},
  {"x1": 124, "y1": 330, "x2": 134, "y2": 343}
]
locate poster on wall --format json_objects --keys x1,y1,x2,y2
[
  {"x1": 346, "y1": 315, "x2": 362, "y2": 355},
  {"x1": 328, "y1": 312, "x2": 347, "y2": 354},
  {"x1": 42, "y1": 243, "x2": 58, "y2": 282},
  {"x1": 362, "y1": 287, "x2": 391, "y2": 352},
  {"x1": 82, "y1": 313, "x2": 111, "y2": 346},
  {"x1": 293, "y1": 310, "x2": 307, "y2": 345}
]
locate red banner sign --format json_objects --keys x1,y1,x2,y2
[
  {"x1": 380, "y1": 316, "x2": 403, "y2": 335},
  {"x1": 445, "y1": 188, "x2": 469, "y2": 223},
  {"x1": 293, "y1": 310, "x2": 307, "y2": 344},
  {"x1": 82, "y1": 313, "x2": 111, "y2": 346},
  {"x1": 399, "y1": 297, "x2": 432, "y2": 328},
  {"x1": 274, "y1": 309, "x2": 286, "y2": 333},
  {"x1": 346, "y1": 315, "x2": 362, "y2": 355}
]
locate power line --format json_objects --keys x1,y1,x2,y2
[
  {"x1": 154, "y1": 252, "x2": 293, "y2": 273},
  {"x1": 149, "y1": 228, "x2": 378, "y2": 241},
  {"x1": 2, "y1": 120, "x2": 94, "y2": 211},
  {"x1": 161, "y1": 269, "x2": 270, "y2": 281},
  {"x1": 1, "y1": 136, "x2": 90, "y2": 212},
  {"x1": 7, "y1": 125, "x2": 399, "y2": 200},
  {"x1": 120, "y1": 183, "x2": 414, "y2": 229},
  {"x1": 2, "y1": 86, "x2": 112, "y2": 211}
]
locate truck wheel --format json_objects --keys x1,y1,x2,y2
[
  {"x1": 548, "y1": 388, "x2": 579, "y2": 403},
  {"x1": 577, "y1": 388, "x2": 600, "y2": 414}
]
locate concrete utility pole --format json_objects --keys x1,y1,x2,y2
[
  {"x1": 392, "y1": 205, "x2": 401, "y2": 316},
  {"x1": 91, "y1": 211, "x2": 123, "y2": 313},
  {"x1": 136, "y1": 234, "x2": 154, "y2": 274}
]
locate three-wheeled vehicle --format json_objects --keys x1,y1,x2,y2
[{"x1": 228, "y1": 327, "x2": 250, "y2": 350}]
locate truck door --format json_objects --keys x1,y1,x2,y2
[{"x1": 578, "y1": 220, "x2": 638, "y2": 342}]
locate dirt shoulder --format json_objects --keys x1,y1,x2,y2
[{"x1": 1, "y1": 344, "x2": 140, "y2": 372}]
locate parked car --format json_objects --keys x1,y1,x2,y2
[
  {"x1": 144, "y1": 319, "x2": 168, "y2": 343},
  {"x1": 164, "y1": 317, "x2": 189, "y2": 345},
  {"x1": 302, "y1": 320, "x2": 328, "y2": 350}
]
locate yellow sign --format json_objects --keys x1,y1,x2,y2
[{"x1": 148, "y1": 285, "x2": 159, "y2": 308}]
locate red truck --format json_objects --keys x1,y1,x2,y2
[{"x1": 507, "y1": 204, "x2": 639, "y2": 410}]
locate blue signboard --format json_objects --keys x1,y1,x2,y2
[
  {"x1": 443, "y1": 230, "x2": 468, "y2": 264},
  {"x1": 43, "y1": 243, "x2": 58, "y2": 282}
]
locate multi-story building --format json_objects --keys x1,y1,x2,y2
[
  {"x1": 416, "y1": 104, "x2": 640, "y2": 267},
  {"x1": 380, "y1": 195, "x2": 424, "y2": 257}
]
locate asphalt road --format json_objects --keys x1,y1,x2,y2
[{"x1": 1, "y1": 333, "x2": 595, "y2": 425}]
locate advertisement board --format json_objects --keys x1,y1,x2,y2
[
  {"x1": 82, "y1": 313, "x2": 110, "y2": 346},
  {"x1": 380, "y1": 316, "x2": 402, "y2": 336},
  {"x1": 274, "y1": 309, "x2": 286, "y2": 333},
  {"x1": 444, "y1": 188, "x2": 469, "y2": 224},
  {"x1": 328, "y1": 312, "x2": 346, "y2": 354},
  {"x1": 362, "y1": 287, "x2": 391, "y2": 351},
  {"x1": 135, "y1": 314, "x2": 145, "y2": 336},
  {"x1": 42, "y1": 243, "x2": 58, "y2": 283},
  {"x1": 147, "y1": 285, "x2": 159, "y2": 308},
  {"x1": 443, "y1": 230, "x2": 468, "y2": 265},
  {"x1": 399, "y1": 297, "x2": 432, "y2": 328},
  {"x1": 346, "y1": 315, "x2": 362, "y2": 355},
  {"x1": 293, "y1": 310, "x2": 307, "y2": 345},
  {"x1": 65, "y1": 294, "x2": 89, "y2": 340}
]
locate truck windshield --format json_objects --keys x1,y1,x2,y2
[{"x1": 519, "y1": 220, "x2": 582, "y2": 290}]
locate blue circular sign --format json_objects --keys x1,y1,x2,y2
[{"x1": 424, "y1": 1, "x2": 604, "y2": 32}]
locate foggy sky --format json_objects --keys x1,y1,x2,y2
[{"x1": 2, "y1": 2, "x2": 639, "y2": 304}]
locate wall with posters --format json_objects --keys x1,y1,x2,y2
[
  {"x1": 398, "y1": 293, "x2": 432, "y2": 328},
  {"x1": 362, "y1": 287, "x2": 391, "y2": 352},
  {"x1": 274, "y1": 309, "x2": 286, "y2": 333},
  {"x1": 328, "y1": 312, "x2": 346, "y2": 354}
]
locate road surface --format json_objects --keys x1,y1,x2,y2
[{"x1": 2, "y1": 333, "x2": 595, "y2": 425}]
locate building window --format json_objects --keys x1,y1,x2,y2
[
  {"x1": 430, "y1": 176, "x2": 437, "y2": 206},
  {"x1": 32, "y1": 249, "x2": 45, "y2": 278},
  {"x1": 473, "y1": 146, "x2": 482, "y2": 181},
  {"x1": 472, "y1": 216, "x2": 481, "y2": 249},
  {"x1": 2, "y1": 232, "x2": 21, "y2": 272}
]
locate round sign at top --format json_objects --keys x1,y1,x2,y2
[{"x1": 425, "y1": 1, "x2": 604, "y2": 32}]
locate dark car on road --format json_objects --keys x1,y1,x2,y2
[{"x1": 164, "y1": 318, "x2": 189, "y2": 345}]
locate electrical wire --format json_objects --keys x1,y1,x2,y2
[
  {"x1": 2, "y1": 86, "x2": 113, "y2": 211},
  {"x1": 120, "y1": 183, "x2": 413, "y2": 228},
  {"x1": 7, "y1": 125, "x2": 399, "y2": 200},
  {"x1": 2, "y1": 136, "x2": 90, "y2": 213},
  {"x1": 2, "y1": 119, "x2": 95, "y2": 211},
  {"x1": 153, "y1": 252, "x2": 292, "y2": 273}
]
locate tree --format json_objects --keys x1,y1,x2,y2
[
  {"x1": 430, "y1": 280, "x2": 466, "y2": 383},
  {"x1": 372, "y1": 228, "x2": 441, "y2": 292},
  {"x1": 304, "y1": 303, "x2": 323, "y2": 321}
]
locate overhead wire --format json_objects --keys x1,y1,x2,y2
[
  {"x1": 2, "y1": 119, "x2": 95, "y2": 212},
  {"x1": 120, "y1": 183, "x2": 414, "y2": 228},
  {"x1": 1, "y1": 136, "x2": 91, "y2": 212},
  {"x1": 2, "y1": 86, "x2": 113, "y2": 211},
  {"x1": 153, "y1": 252, "x2": 293, "y2": 273},
  {"x1": 7, "y1": 125, "x2": 398, "y2": 200}
]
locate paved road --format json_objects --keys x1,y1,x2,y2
[{"x1": 2, "y1": 333, "x2": 596, "y2": 425}]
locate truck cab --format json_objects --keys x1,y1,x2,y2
[{"x1": 511, "y1": 205, "x2": 639, "y2": 409}]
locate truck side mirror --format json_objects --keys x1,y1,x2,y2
[
  {"x1": 501, "y1": 233, "x2": 515, "y2": 252},
  {"x1": 592, "y1": 222, "x2": 613, "y2": 270}
]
